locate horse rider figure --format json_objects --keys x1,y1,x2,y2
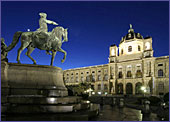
[{"x1": 35, "y1": 12, "x2": 58, "y2": 40}]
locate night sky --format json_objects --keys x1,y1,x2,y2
[{"x1": 1, "y1": 1, "x2": 169, "y2": 70}]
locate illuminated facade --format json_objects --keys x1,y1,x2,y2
[{"x1": 63, "y1": 25, "x2": 169, "y2": 95}]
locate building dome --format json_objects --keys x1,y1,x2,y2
[{"x1": 120, "y1": 24, "x2": 143, "y2": 44}]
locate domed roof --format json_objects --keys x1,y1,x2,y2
[{"x1": 120, "y1": 24, "x2": 143, "y2": 44}]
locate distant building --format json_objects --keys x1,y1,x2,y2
[{"x1": 63, "y1": 25, "x2": 169, "y2": 95}]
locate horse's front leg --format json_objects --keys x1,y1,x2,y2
[
  {"x1": 50, "y1": 51, "x2": 57, "y2": 66},
  {"x1": 58, "y1": 47, "x2": 67, "y2": 63}
]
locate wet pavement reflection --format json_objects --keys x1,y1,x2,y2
[{"x1": 90, "y1": 105, "x2": 159, "y2": 121}]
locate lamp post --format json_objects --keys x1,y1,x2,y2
[{"x1": 141, "y1": 86, "x2": 146, "y2": 97}]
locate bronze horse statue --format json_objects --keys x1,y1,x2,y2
[{"x1": 5, "y1": 26, "x2": 68, "y2": 66}]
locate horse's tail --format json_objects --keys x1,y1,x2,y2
[{"x1": 5, "y1": 31, "x2": 22, "y2": 52}]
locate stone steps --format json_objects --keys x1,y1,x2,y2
[{"x1": 7, "y1": 96, "x2": 82, "y2": 104}]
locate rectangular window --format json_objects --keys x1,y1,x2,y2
[{"x1": 158, "y1": 64, "x2": 163, "y2": 66}]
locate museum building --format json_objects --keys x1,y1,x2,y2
[{"x1": 63, "y1": 25, "x2": 169, "y2": 95}]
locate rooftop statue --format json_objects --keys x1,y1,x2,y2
[{"x1": 3, "y1": 12, "x2": 68, "y2": 66}]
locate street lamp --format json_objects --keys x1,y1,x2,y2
[
  {"x1": 141, "y1": 86, "x2": 146, "y2": 91},
  {"x1": 141, "y1": 86, "x2": 146, "y2": 97},
  {"x1": 84, "y1": 88, "x2": 93, "y2": 96},
  {"x1": 98, "y1": 92, "x2": 101, "y2": 95}
]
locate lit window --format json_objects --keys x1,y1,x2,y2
[
  {"x1": 145, "y1": 42, "x2": 150, "y2": 50},
  {"x1": 128, "y1": 46, "x2": 132, "y2": 52},
  {"x1": 111, "y1": 49, "x2": 115, "y2": 56}
]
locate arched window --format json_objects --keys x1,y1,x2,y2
[
  {"x1": 98, "y1": 84, "x2": 101, "y2": 90},
  {"x1": 98, "y1": 75, "x2": 101, "y2": 81},
  {"x1": 158, "y1": 69, "x2": 163, "y2": 77},
  {"x1": 71, "y1": 77, "x2": 74, "y2": 82},
  {"x1": 81, "y1": 76, "x2": 84, "y2": 82},
  {"x1": 121, "y1": 49, "x2": 123, "y2": 54},
  {"x1": 104, "y1": 84, "x2": 108, "y2": 90},
  {"x1": 128, "y1": 46, "x2": 132, "y2": 52},
  {"x1": 76, "y1": 77, "x2": 79, "y2": 82},
  {"x1": 136, "y1": 70, "x2": 142, "y2": 78},
  {"x1": 126, "y1": 83, "x2": 133, "y2": 94},
  {"x1": 127, "y1": 71, "x2": 132, "y2": 78},
  {"x1": 135, "y1": 82, "x2": 142, "y2": 94},
  {"x1": 66, "y1": 77, "x2": 69, "y2": 82},
  {"x1": 138, "y1": 45, "x2": 141, "y2": 51},
  {"x1": 104, "y1": 74, "x2": 108, "y2": 81},
  {"x1": 118, "y1": 71, "x2": 123, "y2": 78},
  {"x1": 145, "y1": 42, "x2": 150, "y2": 50},
  {"x1": 86, "y1": 76, "x2": 90, "y2": 82},
  {"x1": 111, "y1": 49, "x2": 115, "y2": 56},
  {"x1": 92, "y1": 75, "x2": 95, "y2": 82}
]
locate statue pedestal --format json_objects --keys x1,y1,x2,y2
[
  {"x1": 1, "y1": 62, "x2": 99, "y2": 121},
  {"x1": 2, "y1": 62, "x2": 68, "y2": 97}
]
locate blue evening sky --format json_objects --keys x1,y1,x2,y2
[{"x1": 1, "y1": 1, "x2": 169, "y2": 70}]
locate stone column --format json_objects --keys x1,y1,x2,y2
[
  {"x1": 133, "y1": 82, "x2": 136, "y2": 95},
  {"x1": 123, "y1": 82, "x2": 126, "y2": 95}
]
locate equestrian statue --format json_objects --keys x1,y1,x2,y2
[{"x1": 2, "y1": 12, "x2": 68, "y2": 66}]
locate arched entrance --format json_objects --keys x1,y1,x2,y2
[
  {"x1": 126, "y1": 83, "x2": 133, "y2": 94},
  {"x1": 117, "y1": 83, "x2": 123, "y2": 94},
  {"x1": 135, "y1": 82, "x2": 142, "y2": 94}
]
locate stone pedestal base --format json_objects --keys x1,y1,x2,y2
[
  {"x1": 1, "y1": 62, "x2": 99, "y2": 121},
  {"x1": 1, "y1": 62, "x2": 68, "y2": 97}
]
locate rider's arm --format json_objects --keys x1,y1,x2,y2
[{"x1": 45, "y1": 19, "x2": 58, "y2": 25}]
